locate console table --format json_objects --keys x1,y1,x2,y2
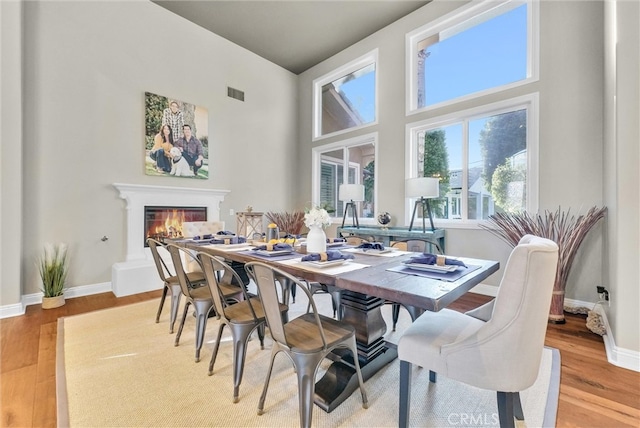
[{"x1": 337, "y1": 226, "x2": 446, "y2": 254}]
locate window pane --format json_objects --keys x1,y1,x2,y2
[
  {"x1": 419, "y1": 124, "x2": 462, "y2": 220},
  {"x1": 469, "y1": 109, "x2": 527, "y2": 219},
  {"x1": 321, "y1": 63, "x2": 376, "y2": 135},
  {"x1": 417, "y1": 4, "x2": 528, "y2": 108}
]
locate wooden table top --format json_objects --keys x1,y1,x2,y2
[{"x1": 183, "y1": 242, "x2": 499, "y2": 313}]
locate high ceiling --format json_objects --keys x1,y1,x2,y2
[{"x1": 152, "y1": 1, "x2": 430, "y2": 74}]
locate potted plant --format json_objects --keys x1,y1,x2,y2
[{"x1": 38, "y1": 243, "x2": 69, "y2": 309}]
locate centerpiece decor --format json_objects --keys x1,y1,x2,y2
[
  {"x1": 38, "y1": 243, "x2": 69, "y2": 309},
  {"x1": 265, "y1": 210, "x2": 305, "y2": 236},
  {"x1": 480, "y1": 206, "x2": 606, "y2": 323},
  {"x1": 304, "y1": 206, "x2": 331, "y2": 254}
]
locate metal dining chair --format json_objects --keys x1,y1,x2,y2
[
  {"x1": 198, "y1": 252, "x2": 288, "y2": 403},
  {"x1": 246, "y1": 262, "x2": 368, "y2": 428},
  {"x1": 166, "y1": 244, "x2": 243, "y2": 362},
  {"x1": 147, "y1": 238, "x2": 205, "y2": 333}
]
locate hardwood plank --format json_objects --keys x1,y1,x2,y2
[{"x1": 1, "y1": 365, "x2": 37, "y2": 427}]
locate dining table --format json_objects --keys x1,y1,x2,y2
[{"x1": 180, "y1": 239, "x2": 499, "y2": 413}]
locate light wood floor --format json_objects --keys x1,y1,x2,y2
[{"x1": 1, "y1": 291, "x2": 639, "y2": 427}]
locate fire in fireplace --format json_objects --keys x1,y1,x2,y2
[{"x1": 144, "y1": 206, "x2": 206, "y2": 245}]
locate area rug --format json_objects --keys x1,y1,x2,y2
[{"x1": 57, "y1": 293, "x2": 560, "y2": 427}]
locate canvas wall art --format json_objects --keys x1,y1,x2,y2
[{"x1": 144, "y1": 92, "x2": 209, "y2": 179}]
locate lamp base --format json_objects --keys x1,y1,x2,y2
[
  {"x1": 408, "y1": 198, "x2": 436, "y2": 233},
  {"x1": 341, "y1": 201, "x2": 359, "y2": 229}
]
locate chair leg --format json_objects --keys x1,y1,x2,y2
[
  {"x1": 349, "y1": 337, "x2": 368, "y2": 409},
  {"x1": 257, "y1": 323, "x2": 265, "y2": 350},
  {"x1": 513, "y1": 392, "x2": 524, "y2": 421},
  {"x1": 156, "y1": 284, "x2": 169, "y2": 323},
  {"x1": 169, "y1": 286, "x2": 182, "y2": 334},
  {"x1": 193, "y1": 302, "x2": 212, "y2": 363},
  {"x1": 175, "y1": 301, "x2": 190, "y2": 346},
  {"x1": 392, "y1": 303, "x2": 401, "y2": 331},
  {"x1": 208, "y1": 324, "x2": 225, "y2": 376},
  {"x1": 497, "y1": 391, "x2": 516, "y2": 428},
  {"x1": 258, "y1": 346, "x2": 280, "y2": 416},
  {"x1": 231, "y1": 324, "x2": 256, "y2": 403},
  {"x1": 328, "y1": 287, "x2": 342, "y2": 320},
  {"x1": 399, "y1": 360, "x2": 412, "y2": 428},
  {"x1": 294, "y1": 353, "x2": 324, "y2": 428}
]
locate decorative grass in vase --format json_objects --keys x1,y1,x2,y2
[
  {"x1": 480, "y1": 206, "x2": 606, "y2": 323},
  {"x1": 38, "y1": 243, "x2": 69, "y2": 309},
  {"x1": 265, "y1": 211, "x2": 306, "y2": 236}
]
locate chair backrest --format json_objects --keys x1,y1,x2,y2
[
  {"x1": 443, "y1": 234, "x2": 559, "y2": 391},
  {"x1": 246, "y1": 262, "x2": 327, "y2": 349},
  {"x1": 166, "y1": 244, "x2": 200, "y2": 298},
  {"x1": 147, "y1": 238, "x2": 173, "y2": 281},
  {"x1": 198, "y1": 252, "x2": 257, "y2": 322},
  {"x1": 391, "y1": 239, "x2": 443, "y2": 254},
  {"x1": 182, "y1": 221, "x2": 225, "y2": 238}
]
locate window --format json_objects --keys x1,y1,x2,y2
[
  {"x1": 406, "y1": 95, "x2": 538, "y2": 226},
  {"x1": 313, "y1": 50, "x2": 378, "y2": 139},
  {"x1": 406, "y1": 0, "x2": 538, "y2": 113},
  {"x1": 312, "y1": 133, "x2": 377, "y2": 222}
]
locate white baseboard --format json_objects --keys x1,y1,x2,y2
[{"x1": 0, "y1": 282, "x2": 113, "y2": 319}]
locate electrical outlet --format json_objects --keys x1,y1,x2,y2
[{"x1": 229, "y1": 209, "x2": 235, "y2": 216}]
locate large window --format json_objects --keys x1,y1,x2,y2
[
  {"x1": 312, "y1": 133, "x2": 377, "y2": 222},
  {"x1": 406, "y1": 95, "x2": 538, "y2": 226},
  {"x1": 406, "y1": 0, "x2": 538, "y2": 113},
  {"x1": 313, "y1": 50, "x2": 378, "y2": 139}
]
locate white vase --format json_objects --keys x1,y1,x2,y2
[{"x1": 306, "y1": 225, "x2": 327, "y2": 253}]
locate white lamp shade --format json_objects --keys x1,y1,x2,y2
[
  {"x1": 405, "y1": 177, "x2": 440, "y2": 198},
  {"x1": 339, "y1": 184, "x2": 365, "y2": 202}
]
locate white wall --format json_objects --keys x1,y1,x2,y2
[
  {"x1": 0, "y1": 0, "x2": 24, "y2": 305},
  {"x1": 8, "y1": 0, "x2": 298, "y2": 299}
]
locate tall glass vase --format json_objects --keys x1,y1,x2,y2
[{"x1": 306, "y1": 225, "x2": 327, "y2": 253}]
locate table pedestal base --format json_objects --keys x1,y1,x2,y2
[{"x1": 314, "y1": 290, "x2": 397, "y2": 412}]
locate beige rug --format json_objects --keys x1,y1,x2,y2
[{"x1": 57, "y1": 291, "x2": 559, "y2": 427}]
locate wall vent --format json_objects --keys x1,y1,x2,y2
[{"x1": 227, "y1": 87, "x2": 245, "y2": 102}]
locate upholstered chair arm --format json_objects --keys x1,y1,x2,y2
[{"x1": 464, "y1": 299, "x2": 495, "y2": 322}]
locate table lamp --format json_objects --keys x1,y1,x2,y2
[
  {"x1": 405, "y1": 177, "x2": 439, "y2": 232},
  {"x1": 339, "y1": 184, "x2": 365, "y2": 228}
]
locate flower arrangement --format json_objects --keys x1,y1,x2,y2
[
  {"x1": 38, "y1": 243, "x2": 69, "y2": 298},
  {"x1": 266, "y1": 210, "x2": 306, "y2": 235},
  {"x1": 304, "y1": 206, "x2": 332, "y2": 229}
]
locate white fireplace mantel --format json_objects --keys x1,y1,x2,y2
[{"x1": 111, "y1": 183, "x2": 230, "y2": 296}]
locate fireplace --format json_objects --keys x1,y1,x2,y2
[
  {"x1": 112, "y1": 183, "x2": 229, "y2": 296},
  {"x1": 144, "y1": 206, "x2": 207, "y2": 244}
]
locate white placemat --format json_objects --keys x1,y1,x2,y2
[
  {"x1": 276, "y1": 257, "x2": 370, "y2": 274},
  {"x1": 342, "y1": 248, "x2": 411, "y2": 257}
]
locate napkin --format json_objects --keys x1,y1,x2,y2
[
  {"x1": 193, "y1": 235, "x2": 213, "y2": 240},
  {"x1": 357, "y1": 242, "x2": 385, "y2": 251},
  {"x1": 407, "y1": 253, "x2": 467, "y2": 267},
  {"x1": 252, "y1": 243, "x2": 293, "y2": 252},
  {"x1": 211, "y1": 236, "x2": 246, "y2": 244},
  {"x1": 326, "y1": 238, "x2": 346, "y2": 243},
  {"x1": 301, "y1": 250, "x2": 354, "y2": 262},
  {"x1": 217, "y1": 230, "x2": 235, "y2": 235}
]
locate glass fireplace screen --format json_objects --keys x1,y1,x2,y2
[{"x1": 144, "y1": 206, "x2": 207, "y2": 245}]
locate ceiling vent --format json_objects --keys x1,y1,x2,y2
[{"x1": 227, "y1": 87, "x2": 245, "y2": 102}]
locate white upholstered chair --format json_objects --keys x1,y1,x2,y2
[
  {"x1": 398, "y1": 235, "x2": 559, "y2": 428},
  {"x1": 181, "y1": 221, "x2": 226, "y2": 238}
]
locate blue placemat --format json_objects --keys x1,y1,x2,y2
[
  {"x1": 238, "y1": 250, "x2": 301, "y2": 261},
  {"x1": 386, "y1": 264, "x2": 482, "y2": 282}
]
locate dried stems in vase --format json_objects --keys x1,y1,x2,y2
[
  {"x1": 480, "y1": 206, "x2": 607, "y2": 323},
  {"x1": 265, "y1": 211, "x2": 306, "y2": 235}
]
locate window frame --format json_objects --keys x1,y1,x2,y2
[
  {"x1": 405, "y1": 0, "x2": 539, "y2": 115},
  {"x1": 312, "y1": 132, "x2": 378, "y2": 225},
  {"x1": 404, "y1": 93, "x2": 539, "y2": 229},
  {"x1": 313, "y1": 49, "x2": 379, "y2": 141}
]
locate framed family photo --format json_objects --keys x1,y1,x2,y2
[{"x1": 144, "y1": 92, "x2": 209, "y2": 179}]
